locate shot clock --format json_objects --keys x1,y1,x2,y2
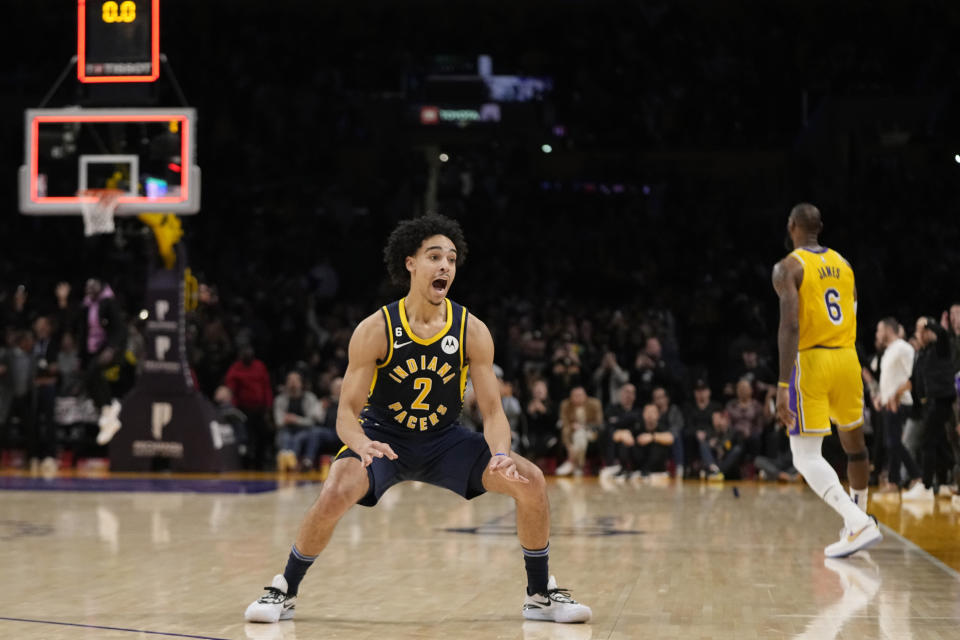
[{"x1": 77, "y1": 0, "x2": 160, "y2": 83}]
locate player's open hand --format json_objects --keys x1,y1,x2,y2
[
  {"x1": 356, "y1": 440, "x2": 398, "y2": 467},
  {"x1": 775, "y1": 387, "x2": 795, "y2": 428},
  {"x1": 488, "y1": 453, "x2": 529, "y2": 483}
]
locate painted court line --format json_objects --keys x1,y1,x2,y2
[
  {"x1": 879, "y1": 523, "x2": 960, "y2": 582},
  {"x1": 0, "y1": 617, "x2": 229, "y2": 640}
]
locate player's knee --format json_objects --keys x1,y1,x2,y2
[
  {"x1": 515, "y1": 465, "x2": 546, "y2": 502},
  {"x1": 526, "y1": 463, "x2": 546, "y2": 493},
  {"x1": 318, "y1": 470, "x2": 366, "y2": 514},
  {"x1": 838, "y1": 429, "x2": 866, "y2": 453},
  {"x1": 318, "y1": 483, "x2": 358, "y2": 515}
]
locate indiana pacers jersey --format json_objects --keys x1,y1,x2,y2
[
  {"x1": 786, "y1": 247, "x2": 864, "y2": 436},
  {"x1": 789, "y1": 247, "x2": 857, "y2": 350},
  {"x1": 360, "y1": 298, "x2": 469, "y2": 433}
]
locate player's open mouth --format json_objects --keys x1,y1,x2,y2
[{"x1": 432, "y1": 278, "x2": 447, "y2": 292}]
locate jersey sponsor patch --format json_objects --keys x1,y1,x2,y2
[{"x1": 441, "y1": 335, "x2": 459, "y2": 354}]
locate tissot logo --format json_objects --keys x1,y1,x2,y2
[{"x1": 441, "y1": 335, "x2": 459, "y2": 354}]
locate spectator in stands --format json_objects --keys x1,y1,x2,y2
[
  {"x1": 225, "y1": 345, "x2": 273, "y2": 470},
  {"x1": 194, "y1": 317, "x2": 234, "y2": 397},
  {"x1": 592, "y1": 350, "x2": 629, "y2": 409},
  {"x1": 903, "y1": 317, "x2": 958, "y2": 498},
  {"x1": 314, "y1": 376, "x2": 342, "y2": 458},
  {"x1": 53, "y1": 282, "x2": 75, "y2": 338},
  {"x1": 724, "y1": 344, "x2": 775, "y2": 399},
  {"x1": 556, "y1": 385, "x2": 603, "y2": 476},
  {"x1": 875, "y1": 318, "x2": 921, "y2": 492},
  {"x1": 682, "y1": 379, "x2": 719, "y2": 475},
  {"x1": 698, "y1": 409, "x2": 746, "y2": 481},
  {"x1": 633, "y1": 403, "x2": 675, "y2": 476},
  {"x1": 632, "y1": 336, "x2": 679, "y2": 402},
  {"x1": 460, "y1": 382, "x2": 483, "y2": 431},
  {"x1": 942, "y1": 303, "x2": 960, "y2": 367},
  {"x1": 652, "y1": 386, "x2": 685, "y2": 476},
  {"x1": 948, "y1": 303, "x2": 960, "y2": 482},
  {"x1": 8, "y1": 331, "x2": 36, "y2": 459},
  {"x1": 522, "y1": 379, "x2": 559, "y2": 461},
  {"x1": 548, "y1": 344, "x2": 582, "y2": 402},
  {"x1": 726, "y1": 378, "x2": 766, "y2": 456},
  {"x1": 500, "y1": 376, "x2": 523, "y2": 448},
  {"x1": 8, "y1": 285, "x2": 31, "y2": 331},
  {"x1": 78, "y1": 278, "x2": 126, "y2": 445},
  {"x1": 862, "y1": 328, "x2": 885, "y2": 485},
  {"x1": 273, "y1": 371, "x2": 324, "y2": 472},
  {"x1": 56, "y1": 333, "x2": 83, "y2": 396},
  {"x1": 599, "y1": 383, "x2": 640, "y2": 477},
  {"x1": 30, "y1": 316, "x2": 60, "y2": 474},
  {"x1": 320, "y1": 377, "x2": 341, "y2": 429},
  {"x1": 0, "y1": 330, "x2": 13, "y2": 432},
  {"x1": 902, "y1": 324, "x2": 926, "y2": 463},
  {"x1": 214, "y1": 385, "x2": 248, "y2": 461}
]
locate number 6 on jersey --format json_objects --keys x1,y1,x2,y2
[{"x1": 824, "y1": 288, "x2": 843, "y2": 324}]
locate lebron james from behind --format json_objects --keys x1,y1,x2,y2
[
  {"x1": 772, "y1": 203, "x2": 882, "y2": 558},
  {"x1": 245, "y1": 213, "x2": 591, "y2": 625}
]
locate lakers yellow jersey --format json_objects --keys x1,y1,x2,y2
[{"x1": 789, "y1": 247, "x2": 857, "y2": 350}]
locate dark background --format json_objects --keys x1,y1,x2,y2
[{"x1": 3, "y1": 0, "x2": 959, "y2": 394}]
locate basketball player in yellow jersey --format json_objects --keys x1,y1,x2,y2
[
  {"x1": 245, "y1": 214, "x2": 591, "y2": 625},
  {"x1": 772, "y1": 203, "x2": 882, "y2": 558}
]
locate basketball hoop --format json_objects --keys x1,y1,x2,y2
[{"x1": 79, "y1": 189, "x2": 123, "y2": 237}]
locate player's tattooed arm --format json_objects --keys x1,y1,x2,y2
[
  {"x1": 772, "y1": 259, "x2": 801, "y2": 428},
  {"x1": 337, "y1": 311, "x2": 398, "y2": 466},
  {"x1": 466, "y1": 314, "x2": 528, "y2": 483}
]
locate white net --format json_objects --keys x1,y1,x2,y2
[{"x1": 80, "y1": 189, "x2": 122, "y2": 237}]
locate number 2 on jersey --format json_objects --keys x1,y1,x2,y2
[
  {"x1": 411, "y1": 378, "x2": 433, "y2": 410},
  {"x1": 824, "y1": 288, "x2": 843, "y2": 325}
]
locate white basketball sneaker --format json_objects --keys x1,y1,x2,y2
[
  {"x1": 245, "y1": 575, "x2": 297, "y2": 623},
  {"x1": 96, "y1": 399, "x2": 122, "y2": 445},
  {"x1": 824, "y1": 517, "x2": 882, "y2": 559},
  {"x1": 901, "y1": 482, "x2": 934, "y2": 501},
  {"x1": 522, "y1": 575, "x2": 592, "y2": 623}
]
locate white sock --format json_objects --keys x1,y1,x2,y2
[
  {"x1": 790, "y1": 436, "x2": 870, "y2": 531},
  {"x1": 849, "y1": 487, "x2": 868, "y2": 512}
]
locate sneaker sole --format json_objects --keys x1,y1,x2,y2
[
  {"x1": 244, "y1": 604, "x2": 294, "y2": 623},
  {"x1": 824, "y1": 530, "x2": 883, "y2": 559},
  {"x1": 523, "y1": 607, "x2": 592, "y2": 623}
]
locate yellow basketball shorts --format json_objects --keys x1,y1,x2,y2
[{"x1": 788, "y1": 346, "x2": 864, "y2": 437}]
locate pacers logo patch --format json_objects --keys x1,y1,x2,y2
[{"x1": 441, "y1": 335, "x2": 459, "y2": 354}]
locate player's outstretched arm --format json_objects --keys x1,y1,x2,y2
[
  {"x1": 466, "y1": 314, "x2": 528, "y2": 483},
  {"x1": 337, "y1": 312, "x2": 399, "y2": 467},
  {"x1": 772, "y1": 259, "x2": 802, "y2": 428}
]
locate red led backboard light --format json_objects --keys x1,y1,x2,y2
[{"x1": 19, "y1": 108, "x2": 201, "y2": 216}]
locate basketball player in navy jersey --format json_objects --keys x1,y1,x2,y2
[{"x1": 246, "y1": 214, "x2": 591, "y2": 624}]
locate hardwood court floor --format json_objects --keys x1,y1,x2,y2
[{"x1": 1, "y1": 473, "x2": 959, "y2": 639}]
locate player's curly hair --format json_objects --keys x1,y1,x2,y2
[{"x1": 383, "y1": 214, "x2": 468, "y2": 287}]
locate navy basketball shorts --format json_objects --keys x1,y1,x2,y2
[{"x1": 335, "y1": 421, "x2": 492, "y2": 507}]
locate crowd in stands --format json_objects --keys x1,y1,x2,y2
[{"x1": 1, "y1": 269, "x2": 957, "y2": 500}]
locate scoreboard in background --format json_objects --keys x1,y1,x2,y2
[{"x1": 78, "y1": 0, "x2": 160, "y2": 83}]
